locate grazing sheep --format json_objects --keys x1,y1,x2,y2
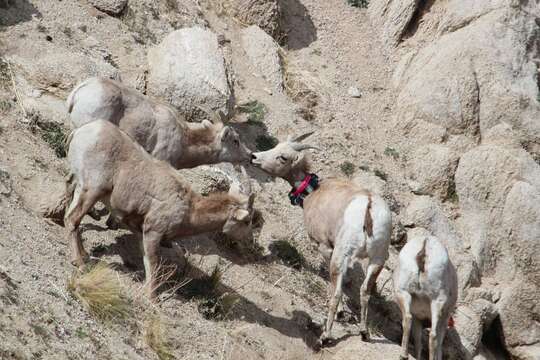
[
  {"x1": 67, "y1": 77, "x2": 251, "y2": 168},
  {"x1": 250, "y1": 134, "x2": 392, "y2": 345},
  {"x1": 394, "y1": 234, "x2": 458, "y2": 360},
  {"x1": 65, "y1": 120, "x2": 254, "y2": 298}
]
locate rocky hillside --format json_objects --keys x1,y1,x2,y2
[{"x1": 0, "y1": 0, "x2": 539, "y2": 359}]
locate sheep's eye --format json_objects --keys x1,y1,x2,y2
[{"x1": 278, "y1": 155, "x2": 288, "y2": 162}]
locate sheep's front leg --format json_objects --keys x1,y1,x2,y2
[
  {"x1": 65, "y1": 186, "x2": 101, "y2": 267},
  {"x1": 142, "y1": 230, "x2": 162, "y2": 300},
  {"x1": 358, "y1": 261, "x2": 383, "y2": 341},
  {"x1": 396, "y1": 291, "x2": 413, "y2": 360}
]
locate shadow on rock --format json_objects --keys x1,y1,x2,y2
[
  {"x1": 0, "y1": 0, "x2": 41, "y2": 30},
  {"x1": 279, "y1": 0, "x2": 317, "y2": 50}
]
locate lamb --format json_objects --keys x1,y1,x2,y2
[
  {"x1": 250, "y1": 134, "x2": 392, "y2": 345},
  {"x1": 65, "y1": 120, "x2": 255, "y2": 298},
  {"x1": 66, "y1": 77, "x2": 251, "y2": 169},
  {"x1": 393, "y1": 234, "x2": 458, "y2": 360}
]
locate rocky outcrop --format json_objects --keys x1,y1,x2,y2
[
  {"x1": 241, "y1": 25, "x2": 284, "y2": 92},
  {"x1": 147, "y1": 27, "x2": 234, "y2": 119},
  {"x1": 370, "y1": 0, "x2": 540, "y2": 358}
]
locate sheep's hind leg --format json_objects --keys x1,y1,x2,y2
[
  {"x1": 65, "y1": 186, "x2": 102, "y2": 267},
  {"x1": 412, "y1": 318, "x2": 423, "y2": 360},
  {"x1": 396, "y1": 291, "x2": 413, "y2": 360},
  {"x1": 429, "y1": 299, "x2": 446, "y2": 360},
  {"x1": 319, "y1": 251, "x2": 350, "y2": 347},
  {"x1": 358, "y1": 261, "x2": 383, "y2": 341}
]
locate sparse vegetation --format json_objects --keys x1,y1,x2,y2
[
  {"x1": 340, "y1": 161, "x2": 356, "y2": 177},
  {"x1": 143, "y1": 315, "x2": 174, "y2": 360},
  {"x1": 269, "y1": 239, "x2": 305, "y2": 269},
  {"x1": 281, "y1": 49, "x2": 320, "y2": 121},
  {"x1": 63, "y1": 26, "x2": 73, "y2": 38},
  {"x1": 237, "y1": 100, "x2": 266, "y2": 124},
  {"x1": 384, "y1": 146, "x2": 399, "y2": 159},
  {"x1": 181, "y1": 265, "x2": 239, "y2": 321},
  {"x1": 347, "y1": 0, "x2": 369, "y2": 8},
  {"x1": 374, "y1": 169, "x2": 388, "y2": 181},
  {"x1": 0, "y1": 58, "x2": 10, "y2": 90},
  {"x1": 75, "y1": 326, "x2": 88, "y2": 339},
  {"x1": 36, "y1": 24, "x2": 47, "y2": 33},
  {"x1": 0, "y1": 99, "x2": 10, "y2": 112},
  {"x1": 255, "y1": 134, "x2": 279, "y2": 151},
  {"x1": 67, "y1": 263, "x2": 132, "y2": 323},
  {"x1": 446, "y1": 178, "x2": 459, "y2": 203},
  {"x1": 28, "y1": 113, "x2": 68, "y2": 158}
]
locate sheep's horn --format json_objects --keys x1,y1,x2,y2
[
  {"x1": 290, "y1": 143, "x2": 321, "y2": 152},
  {"x1": 196, "y1": 105, "x2": 224, "y2": 124},
  {"x1": 289, "y1": 131, "x2": 314, "y2": 143}
]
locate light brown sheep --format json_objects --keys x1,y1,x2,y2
[{"x1": 65, "y1": 120, "x2": 254, "y2": 298}]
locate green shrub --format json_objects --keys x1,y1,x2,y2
[
  {"x1": 384, "y1": 146, "x2": 399, "y2": 159},
  {"x1": 237, "y1": 100, "x2": 266, "y2": 124},
  {"x1": 340, "y1": 161, "x2": 356, "y2": 177},
  {"x1": 347, "y1": 0, "x2": 369, "y2": 8},
  {"x1": 255, "y1": 134, "x2": 278, "y2": 151}
]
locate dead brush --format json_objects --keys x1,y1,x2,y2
[
  {"x1": 142, "y1": 313, "x2": 174, "y2": 360},
  {"x1": 280, "y1": 49, "x2": 321, "y2": 121},
  {"x1": 67, "y1": 262, "x2": 132, "y2": 323}
]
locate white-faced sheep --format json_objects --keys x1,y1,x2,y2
[
  {"x1": 65, "y1": 120, "x2": 254, "y2": 298},
  {"x1": 250, "y1": 134, "x2": 392, "y2": 345}
]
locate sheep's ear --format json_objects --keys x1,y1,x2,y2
[
  {"x1": 220, "y1": 126, "x2": 232, "y2": 139},
  {"x1": 233, "y1": 208, "x2": 250, "y2": 222}
]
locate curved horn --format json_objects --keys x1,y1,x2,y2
[
  {"x1": 290, "y1": 143, "x2": 321, "y2": 152},
  {"x1": 289, "y1": 131, "x2": 314, "y2": 143}
]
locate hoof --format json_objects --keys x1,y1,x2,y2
[{"x1": 360, "y1": 329, "x2": 370, "y2": 342}]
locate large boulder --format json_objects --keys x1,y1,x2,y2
[
  {"x1": 407, "y1": 144, "x2": 458, "y2": 199},
  {"x1": 241, "y1": 25, "x2": 284, "y2": 92},
  {"x1": 368, "y1": 0, "x2": 421, "y2": 47},
  {"x1": 147, "y1": 27, "x2": 234, "y2": 119}
]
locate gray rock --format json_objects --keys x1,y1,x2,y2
[
  {"x1": 241, "y1": 25, "x2": 284, "y2": 92},
  {"x1": 347, "y1": 86, "x2": 361, "y2": 98},
  {"x1": 88, "y1": 0, "x2": 127, "y2": 15},
  {"x1": 147, "y1": 27, "x2": 233, "y2": 120}
]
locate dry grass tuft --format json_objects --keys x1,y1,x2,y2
[
  {"x1": 280, "y1": 49, "x2": 321, "y2": 121},
  {"x1": 143, "y1": 314, "x2": 174, "y2": 360},
  {"x1": 67, "y1": 262, "x2": 132, "y2": 322}
]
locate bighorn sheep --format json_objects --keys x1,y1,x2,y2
[
  {"x1": 66, "y1": 77, "x2": 251, "y2": 168},
  {"x1": 65, "y1": 120, "x2": 254, "y2": 298},
  {"x1": 250, "y1": 134, "x2": 392, "y2": 345},
  {"x1": 394, "y1": 234, "x2": 458, "y2": 360}
]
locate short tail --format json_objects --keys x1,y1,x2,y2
[
  {"x1": 66, "y1": 78, "x2": 92, "y2": 113},
  {"x1": 415, "y1": 237, "x2": 427, "y2": 273}
]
